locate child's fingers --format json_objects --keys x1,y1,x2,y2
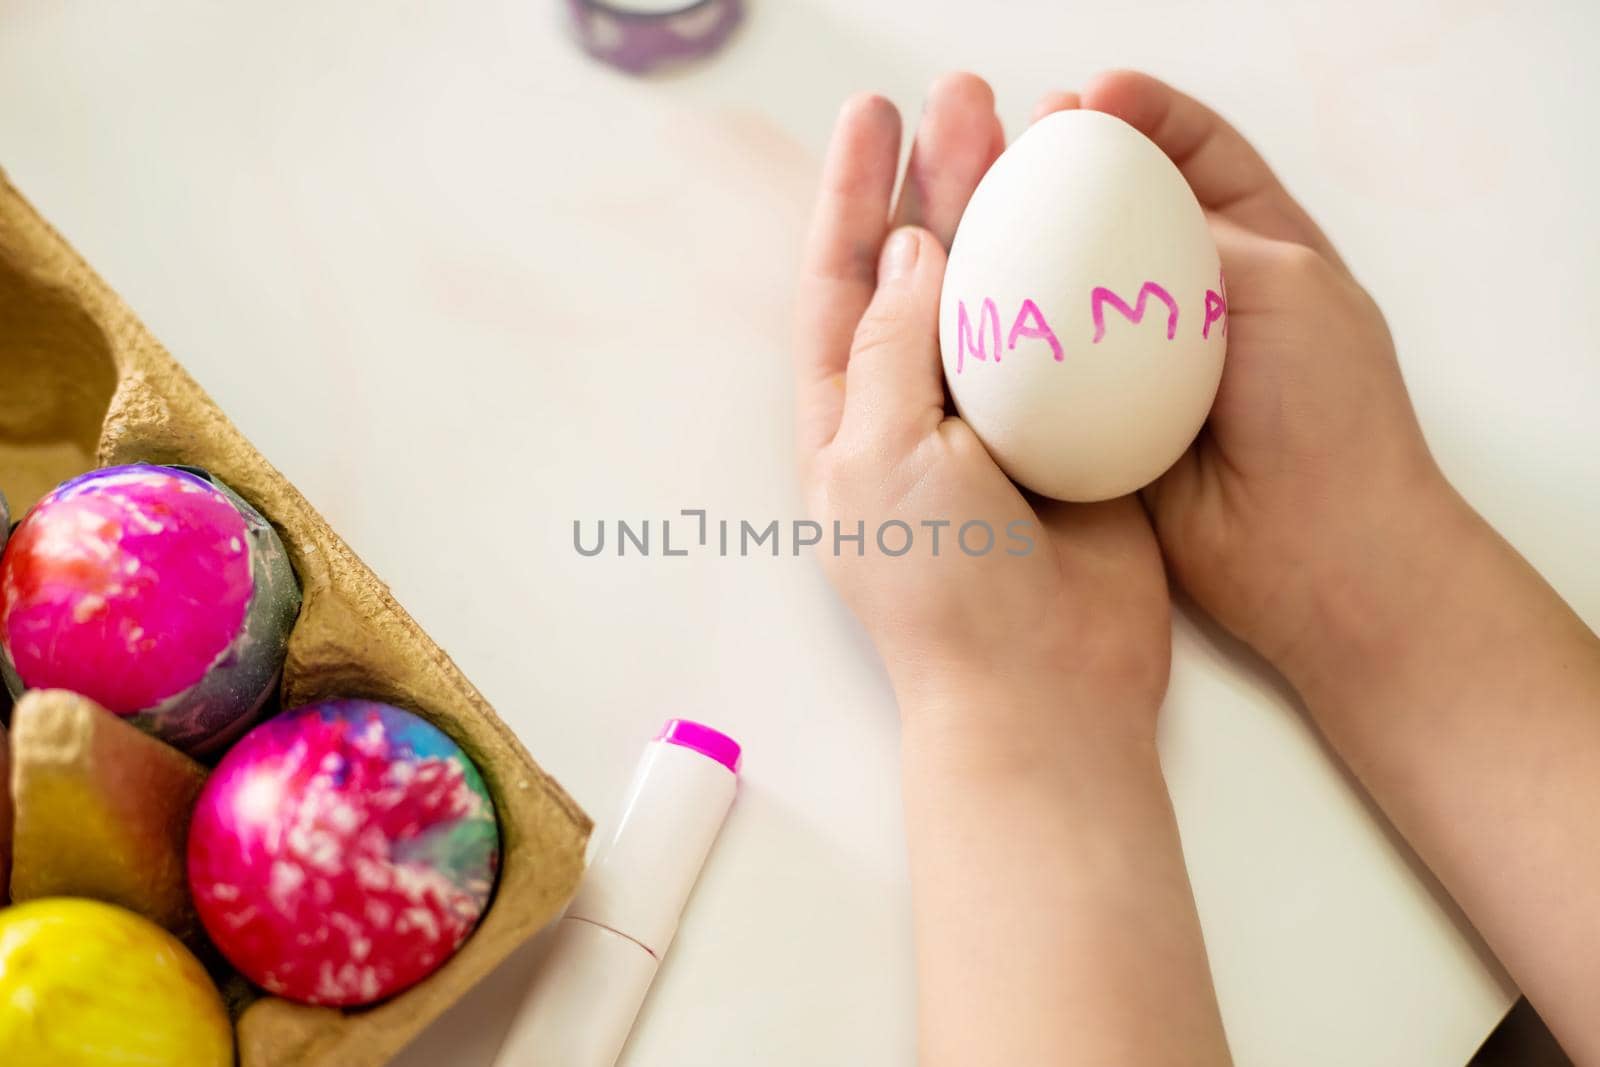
[
  {"x1": 837, "y1": 226, "x2": 949, "y2": 447},
  {"x1": 1082, "y1": 70, "x2": 1346, "y2": 271},
  {"x1": 1138, "y1": 220, "x2": 1282, "y2": 562},
  {"x1": 1208, "y1": 212, "x2": 1342, "y2": 314},
  {"x1": 892, "y1": 72, "x2": 1005, "y2": 249},
  {"x1": 796, "y1": 94, "x2": 904, "y2": 467},
  {"x1": 1031, "y1": 90, "x2": 1081, "y2": 124},
  {"x1": 1206, "y1": 214, "x2": 1280, "y2": 312},
  {"x1": 1139, "y1": 219, "x2": 1304, "y2": 495}
]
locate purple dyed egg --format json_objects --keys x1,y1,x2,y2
[
  {"x1": 0, "y1": 464, "x2": 300, "y2": 756},
  {"x1": 188, "y1": 700, "x2": 500, "y2": 1005}
]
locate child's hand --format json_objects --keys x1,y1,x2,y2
[
  {"x1": 795, "y1": 76, "x2": 1170, "y2": 739},
  {"x1": 1078, "y1": 71, "x2": 1447, "y2": 675},
  {"x1": 1087, "y1": 74, "x2": 1600, "y2": 1062}
]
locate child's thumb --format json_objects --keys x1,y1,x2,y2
[{"x1": 837, "y1": 226, "x2": 948, "y2": 445}]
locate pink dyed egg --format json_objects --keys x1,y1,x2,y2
[
  {"x1": 0, "y1": 464, "x2": 300, "y2": 756},
  {"x1": 188, "y1": 699, "x2": 501, "y2": 1006}
]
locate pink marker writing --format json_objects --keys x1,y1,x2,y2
[
  {"x1": 495, "y1": 719, "x2": 742, "y2": 1067},
  {"x1": 1090, "y1": 281, "x2": 1180, "y2": 343}
]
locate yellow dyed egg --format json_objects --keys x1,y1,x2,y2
[{"x1": 0, "y1": 897, "x2": 233, "y2": 1066}]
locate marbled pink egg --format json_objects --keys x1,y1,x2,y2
[
  {"x1": 188, "y1": 699, "x2": 501, "y2": 1006},
  {"x1": 0, "y1": 464, "x2": 300, "y2": 755}
]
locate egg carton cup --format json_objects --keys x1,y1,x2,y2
[{"x1": 0, "y1": 171, "x2": 591, "y2": 1067}]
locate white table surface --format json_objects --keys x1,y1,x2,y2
[{"x1": 4, "y1": 2, "x2": 1598, "y2": 1064}]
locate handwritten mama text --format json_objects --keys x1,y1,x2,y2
[{"x1": 952, "y1": 275, "x2": 1227, "y2": 374}]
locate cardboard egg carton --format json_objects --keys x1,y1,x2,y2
[{"x1": 0, "y1": 172, "x2": 590, "y2": 1066}]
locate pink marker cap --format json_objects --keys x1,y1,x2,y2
[{"x1": 657, "y1": 718, "x2": 742, "y2": 774}]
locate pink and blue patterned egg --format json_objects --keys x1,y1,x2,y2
[
  {"x1": 0, "y1": 464, "x2": 300, "y2": 756},
  {"x1": 187, "y1": 699, "x2": 501, "y2": 1006}
]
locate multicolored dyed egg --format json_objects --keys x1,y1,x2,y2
[
  {"x1": 188, "y1": 699, "x2": 500, "y2": 1006},
  {"x1": 0, "y1": 897, "x2": 233, "y2": 1067},
  {"x1": 0, "y1": 464, "x2": 300, "y2": 756}
]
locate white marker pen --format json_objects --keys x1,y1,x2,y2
[{"x1": 495, "y1": 718, "x2": 741, "y2": 1067}]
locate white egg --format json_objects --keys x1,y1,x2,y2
[{"x1": 939, "y1": 109, "x2": 1226, "y2": 502}]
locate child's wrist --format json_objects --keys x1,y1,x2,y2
[
  {"x1": 891, "y1": 660, "x2": 1163, "y2": 772},
  {"x1": 1267, "y1": 476, "x2": 1481, "y2": 705}
]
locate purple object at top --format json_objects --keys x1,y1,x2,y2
[
  {"x1": 565, "y1": 0, "x2": 743, "y2": 75},
  {"x1": 658, "y1": 717, "x2": 742, "y2": 774}
]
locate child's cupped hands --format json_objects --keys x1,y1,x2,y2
[
  {"x1": 794, "y1": 74, "x2": 1171, "y2": 745},
  {"x1": 798, "y1": 69, "x2": 1456, "y2": 720}
]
